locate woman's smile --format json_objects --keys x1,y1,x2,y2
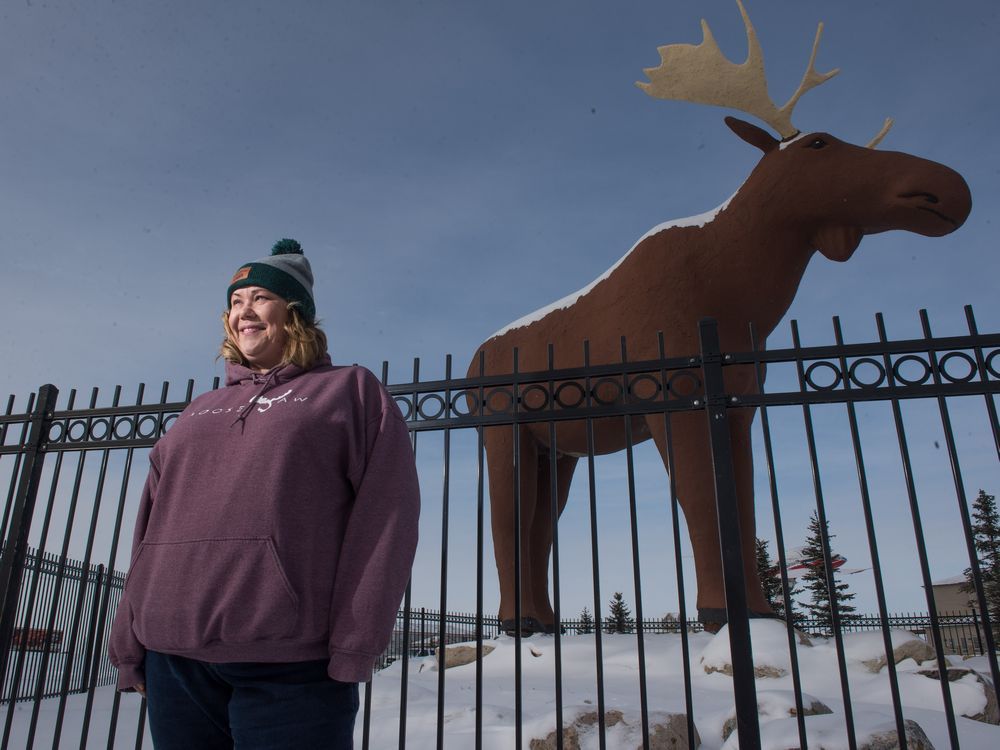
[{"x1": 228, "y1": 287, "x2": 289, "y2": 371}]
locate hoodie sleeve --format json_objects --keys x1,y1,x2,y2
[
  {"x1": 108, "y1": 457, "x2": 159, "y2": 691},
  {"x1": 326, "y1": 380, "x2": 420, "y2": 682}
]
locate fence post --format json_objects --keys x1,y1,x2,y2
[
  {"x1": 972, "y1": 608, "x2": 984, "y2": 655},
  {"x1": 80, "y1": 564, "x2": 104, "y2": 692},
  {"x1": 698, "y1": 319, "x2": 760, "y2": 749},
  {"x1": 419, "y1": 607, "x2": 427, "y2": 656},
  {"x1": 0, "y1": 384, "x2": 58, "y2": 685}
]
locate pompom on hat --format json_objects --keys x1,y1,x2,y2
[{"x1": 227, "y1": 239, "x2": 316, "y2": 322}]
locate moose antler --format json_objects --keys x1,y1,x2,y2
[
  {"x1": 636, "y1": 0, "x2": 839, "y2": 139},
  {"x1": 866, "y1": 117, "x2": 894, "y2": 149}
]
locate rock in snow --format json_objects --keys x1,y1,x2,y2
[
  {"x1": 700, "y1": 619, "x2": 809, "y2": 678},
  {"x1": 915, "y1": 667, "x2": 999, "y2": 725},
  {"x1": 860, "y1": 636, "x2": 940, "y2": 674},
  {"x1": 529, "y1": 709, "x2": 699, "y2": 750},
  {"x1": 858, "y1": 718, "x2": 935, "y2": 750},
  {"x1": 721, "y1": 690, "x2": 833, "y2": 741},
  {"x1": 428, "y1": 643, "x2": 496, "y2": 671}
]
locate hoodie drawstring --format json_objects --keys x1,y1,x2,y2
[{"x1": 230, "y1": 369, "x2": 280, "y2": 431}]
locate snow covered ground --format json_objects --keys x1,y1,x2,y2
[
  {"x1": 362, "y1": 621, "x2": 1000, "y2": 749},
  {"x1": 4, "y1": 687, "x2": 151, "y2": 750},
  {"x1": 6, "y1": 621, "x2": 999, "y2": 748}
]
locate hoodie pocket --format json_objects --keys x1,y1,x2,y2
[{"x1": 125, "y1": 537, "x2": 300, "y2": 652}]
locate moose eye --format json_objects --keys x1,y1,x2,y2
[{"x1": 807, "y1": 138, "x2": 828, "y2": 149}]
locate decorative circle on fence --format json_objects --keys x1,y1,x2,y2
[
  {"x1": 451, "y1": 390, "x2": 477, "y2": 418},
  {"x1": 664, "y1": 370, "x2": 701, "y2": 398},
  {"x1": 591, "y1": 377, "x2": 622, "y2": 406},
  {"x1": 804, "y1": 361, "x2": 842, "y2": 391},
  {"x1": 47, "y1": 421, "x2": 65, "y2": 443},
  {"x1": 162, "y1": 413, "x2": 179, "y2": 432},
  {"x1": 554, "y1": 382, "x2": 586, "y2": 409},
  {"x1": 847, "y1": 358, "x2": 886, "y2": 389},
  {"x1": 67, "y1": 420, "x2": 88, "y2": 443},
  {"x1": 628, "y1": 374, "x2": 662, "y2": 402},
  {"x1": 88, "y1": 418, "x2": 111, "y2": 441},
  {"x1": 520, "y1": 385, "x2": 550, "y2": 412},
  {"x1": 938, "y1": 352, "x2": 977, "y2": 384},
  {"x1": 417, "y1": 394, "x2": 447, "y2": 421},
  {"x1": 986, "y1": 349, "x2": 1000, "y2": 379},
  {"x1": 136, "y1": 415, "x2": 160, "y2": 440},
  {"x1": 113, "y1": 416, "x2": 135, "y2": 440},
  {"x1": 484, "y1": 387, "x2": 514, "y2": 415},
  {"x1": 892, "y1": 355, "x2": 931, "y2": 386}
]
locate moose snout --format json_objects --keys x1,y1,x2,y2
[
  {"x1": 899, "y1": 191, "x2": 958, "y2": 228},
  {"x1": 893, "y1": 164, "x2": 972, "y2": 236}
]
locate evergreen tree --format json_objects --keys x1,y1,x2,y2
[
  {"x1": 577, "y1": 606, "x2": 594, "y2": 634},
  {"x1": 799, "y1": 511, "x2": 857, "y2": 632},
  {"x1": 606, "y1": 592, "x2": 634, "y2": 634},
  {"x1": 755, "y1": 537, "x2": 800, "y2": 622},
  {"x1": 962, "y1": 489, "x2": 1000, "y2": 637}
]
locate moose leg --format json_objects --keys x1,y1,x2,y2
[
  {"x1": 645, "y1": 412, "x2": 725, "y2": 614},
  {"x1": 485, "y1": 424, "x2": 541, "y2": 629},
  {"x1": 528, "y1": 453, "x2": 578, "y2": 630},
  {"x1": 729, "y1": 408, "x2": 773, "y2": 616},
  {"x1": 645, "y1": 409, "x2": 770, "y2": 627}
]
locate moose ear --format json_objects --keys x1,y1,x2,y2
[{"x1": 725, "y1": 116, "x2": 779, "y2": 153}]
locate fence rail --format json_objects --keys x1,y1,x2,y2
[
  {"x1": 1, "y1": 309, "x2": 998, "y2": 749},
  {"x1": 377, "y1": 609, "x2": 994, "y2": 660}
]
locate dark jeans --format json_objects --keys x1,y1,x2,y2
[{"x1": 144, "y1": 650, "x2": 359, "y2": 750}]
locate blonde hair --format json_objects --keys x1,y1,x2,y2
[{"x1": 220, "y1": 302, "x2": 328, "y2": 369}]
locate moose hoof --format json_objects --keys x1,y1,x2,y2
[
  {"x1": 500, "y1": 616, "x2": 546, "y2": 637},
  {"x1": 698, "y1": 608, "x2": 727, "y2": 632},
  {"x1": 697, "y1": 607, "x2": 781, "y2": 632}
]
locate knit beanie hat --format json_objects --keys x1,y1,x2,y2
[{"x1": 227, "y1": 239, "x2": 316, "y2": 322}]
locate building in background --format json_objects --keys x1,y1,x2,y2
[{"x1": 930, "y1": 574, "x2": 986, "y2": 657}]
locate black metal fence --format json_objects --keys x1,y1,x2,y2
[
  {"x1": 383, "y1": 609, "x2": 993, "y2": 658},
  {"x1": 6, "y1": 570, "x2": 986, "y2": 705},
  {"x1": 1, "y1": 309, "x2": 998, "y2": 749},
  {"x1": 1, "y1": 549, "x2": 124, "y2": 706}
]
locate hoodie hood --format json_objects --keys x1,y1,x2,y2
[{"x1": 225, "y1": 354, "x2": 334, "y2": 387}]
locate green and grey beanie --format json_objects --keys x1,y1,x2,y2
[{"x1": 227, "y1": 239, "x2": 316, "y2": 322}]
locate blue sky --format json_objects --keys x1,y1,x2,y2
[{"x1": 1, "y1": 1, "x2": 997, "y2": 616}]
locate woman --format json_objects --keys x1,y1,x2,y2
[{"x1": 109, "y1": 239, "x2": 420, "y2": 749}]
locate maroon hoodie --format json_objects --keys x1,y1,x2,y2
[{"x1": 109, "y1": 356, "x2": 420, "y2": 689}]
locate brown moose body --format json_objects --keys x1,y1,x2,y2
[{"x1": 470, "y1": 1, "x2": 972, "y2": 632}]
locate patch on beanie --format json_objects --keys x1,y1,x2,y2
[{"x1": 272, "y1": 238, "x2": 303, "y2": 256}]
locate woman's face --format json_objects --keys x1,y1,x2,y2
[{"x1": 228, "y1": 287, "x2": 289, "y2": 371}]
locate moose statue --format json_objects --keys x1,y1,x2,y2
[{"x1": 470, "y1": 0, "x2": 971, "y2": 634}]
